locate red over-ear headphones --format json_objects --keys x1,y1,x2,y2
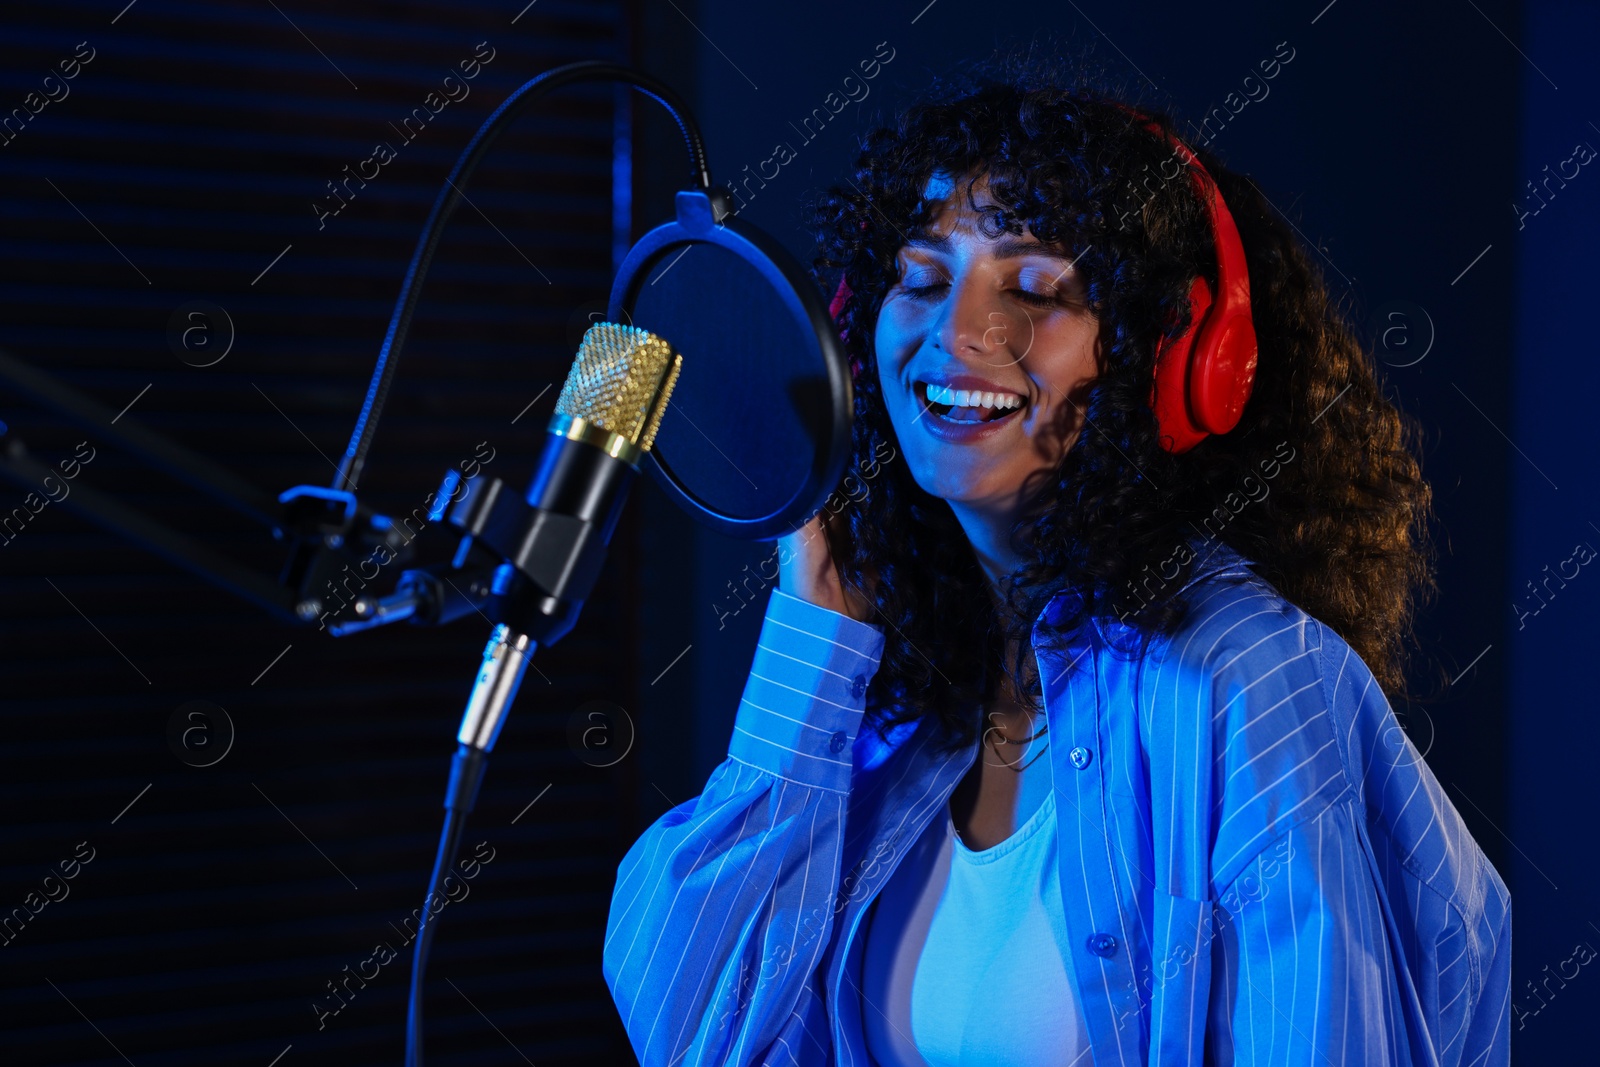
[
  {"x1": 826, "y1": 108, "x2": 1258, "y2": 454},
  {"x1": 1136, "y1": 115, "x2": 1258, "y2": 453}
]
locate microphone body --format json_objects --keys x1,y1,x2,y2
[{"x1": 451, "y1": 426, "x2": 638, "y2": 646}]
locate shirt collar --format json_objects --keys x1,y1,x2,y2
[{"x1": 1031, "y1": 534, "x2": 1257, "y2": 638}]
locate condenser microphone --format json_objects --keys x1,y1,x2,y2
[
  {"x1": 405, "y1": 320, "x2": 680, "y2": 1067},
  {"x1": 445, "y1": 317, "x2": 683, "y2": 767},
  {"x1": 474, "y1": 320, "x2": 682, "y2": 651}
]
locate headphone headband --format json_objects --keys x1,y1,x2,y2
[{"x1": 1124, "y1": 109, "x2": 1259, "y2": 452}]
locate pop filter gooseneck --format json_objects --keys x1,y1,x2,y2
[{"x1": 333, "y1": 62, "x2": 711, "y2": 495}]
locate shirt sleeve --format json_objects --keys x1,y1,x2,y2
[
  {"x1": 1140, "y1": 593, "x2": 1508, "y2": 1064},
  {"x1": 603, "y1": 588, "x2": 885, "y2": 1067},
  {"x1": 1204, "y1": 801, "x2": 1415, "y2": 1064},
  {"x1": 1203, "y1": 798, "x2": 1509, "y2": 1067}
]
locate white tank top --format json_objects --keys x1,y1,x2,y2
[{"x1": 859, "y1": 789, "x2": 1092, "y2": 1066}]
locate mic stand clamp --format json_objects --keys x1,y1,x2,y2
[
  {"x1": 274, "y1": 484, "x2": 416, "y2": 627},
  {"x1": 436, "y1": 452, "x2": 636, "y2": 646}
]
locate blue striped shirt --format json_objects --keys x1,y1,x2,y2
[{"x1": 603, "y1": 540, "x2": 1512, "y2": 1065}]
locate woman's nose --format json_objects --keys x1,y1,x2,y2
[{"x1": 934, "y1": 273, "x2": 1008, "y2": 360}]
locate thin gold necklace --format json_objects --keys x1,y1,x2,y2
[{"x1": 981, "y1": 680, "x2": 1049, "y2": 772}]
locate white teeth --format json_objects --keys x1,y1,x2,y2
[{"x1": 924, "y1": 382, "x2": 1023, "y2": 410}]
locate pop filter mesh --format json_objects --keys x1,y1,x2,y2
[{"x1": 622, "y1": 239, "x2": 831, "y2": 526}]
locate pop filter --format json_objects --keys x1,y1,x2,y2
[{"x1": 609, "y1": 189, "x2": 853, "y2": 540}]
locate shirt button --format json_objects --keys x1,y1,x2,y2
[
  {"x1": 1087, "y1": 933, "x2": 1118, "y2": 958},
  {"x1": 829, "y1": 730, "x2": 848, "y2": 754},
  {"x1": 1068, "y1": 746, "x2": 1093, "y2": 770},
  {"x1": 850, "y1": 674, "x2": 867, "y2": 699}
]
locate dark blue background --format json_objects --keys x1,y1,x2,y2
[{"x1": 0, "y1": 0, "x2": 1591, "y2": 1062}]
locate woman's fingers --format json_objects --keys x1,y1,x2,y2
[{"x1": 777, "y1": 510, "x2": 874, "y2": 622}]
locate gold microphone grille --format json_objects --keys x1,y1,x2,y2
[{"x1": 554, "y1": 323, "x2": 682, "y2": 452}]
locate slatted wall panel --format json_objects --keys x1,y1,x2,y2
[{"x1": 0, "y1": 2, "x2": 640, "y2": 1063}]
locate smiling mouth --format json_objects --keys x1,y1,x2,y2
[{"x1": 916, "y1": 380, "x2": 1027, "y2": 424}]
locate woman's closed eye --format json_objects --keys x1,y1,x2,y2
[
  {"x1": 1013, "y1": 267, "x2": 1083, "y2": 309},
  {"x1": 898, "y1": 270, "x2": 949, "y2": 300},
  {"x1": 1010, "y1": 286, "x2": 1064, "y2": 308},
  {"x1": 898, "y1": 278, "x2": 1071, "y2": 309}
]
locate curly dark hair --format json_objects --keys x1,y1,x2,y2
[{"x1": 808, "y1": 56, "x2": 1437, "y2": 756}]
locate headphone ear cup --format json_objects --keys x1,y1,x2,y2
[
  {"x1": 1187, "y1": 228, "x2": 1258, "y2": 435},
  {"x1": 1189, "y1": 309, "x2": 1258, "y2": 434},
  {"x1": 1149, "y1": 275, "x2": 1214, "y2": 453}
]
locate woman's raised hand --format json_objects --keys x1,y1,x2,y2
[{"x1": 776, "y1": 509, "x2": 876, "y2": 623}]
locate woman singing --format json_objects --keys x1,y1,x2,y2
[{"x1": 604, "y1": 62, "x2": 1511, "y2": 1066}]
